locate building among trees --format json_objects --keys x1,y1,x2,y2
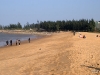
[{"x1": 95, "y1": 21, "x2": 100, "y2": 30}]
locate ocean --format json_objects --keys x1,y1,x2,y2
[{"x1": 0, "y1": 32, "x2": 40, "y2": 47}]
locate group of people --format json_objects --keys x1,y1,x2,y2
[
  {"x1": 73, "y1": 31, "x2": 86, "y2": 38},
  {"x1": 96, "y1": 35, "x2": 100, "y2": 37},
  {"x1": 6, "y1": 38, "x2": 30, "y2": 46},
  {"x1": 79, "y1": 34, "x2": 86, "y2": 38},
  {"x1": 6, "y1": 40, "x2": 12, "y2": 46},
  {"x1": 15, "y1": 39, "x2": 21, "y2": 46}
]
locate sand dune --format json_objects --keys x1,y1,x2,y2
[{"x1": 0, "y1": 31, "x2": 100, "y2": 75}]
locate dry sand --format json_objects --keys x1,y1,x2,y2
[{"x1": 0, "y1": 31, "x2": 100, "y2": 75}]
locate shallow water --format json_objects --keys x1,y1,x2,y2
[{"x1": 0, "y1": 32, "x2": 40, "y2": 47}]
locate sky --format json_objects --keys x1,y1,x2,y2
[{"x1": 0, "y1": 0, "x2": 100, "y2": 26}]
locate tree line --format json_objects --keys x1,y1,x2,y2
[
  {"x1": 0, "y1": 19, "x2": 95, "y2": 32},
  {"x1": 0, "y1": 22, "x2": 22, "y2": 30}
]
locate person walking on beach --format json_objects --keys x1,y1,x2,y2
[
  {"x1": 6, "y1": 40, "x2": 9, "y2": 46},
  {"x1": 28, "y1": 38, "x2": 30, "y2": 43},
  {"x1": 10, "y1": 40, "x2": 12, "y2": 46},
  {"x1": 16, "y1": 39, "x2": 18, "y2": 46},
  {"x1": 18, "y1": 40, "x2": 21, "y2": 45},
  {"x1": 73, "y1": 31, "x2": 75, "y2": 36}
]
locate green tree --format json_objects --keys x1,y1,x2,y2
[
  {"x1": 88, "y1": 19, "x2": 95, "y2": 32},
  {"x1": 17, "y1": 22, "x2": 22, "y2": 29}
]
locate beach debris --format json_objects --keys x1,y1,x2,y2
[
  {"x1": 97, "y1": 63, "x2": 99, "y2": 66},
  {"x1": 81, "y1": 65, "x2": 100, "y2": 74},
  {"x1": 92, "y1": 69, "x2": 99, "y2": 74},
  {"x1": 39, "y1": 48, "x2": 41, "y2": 50}
]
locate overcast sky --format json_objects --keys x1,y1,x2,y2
[{"x1": 0, "y1": 0, "x2": 100, "y2": 26}]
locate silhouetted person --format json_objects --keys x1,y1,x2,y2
[
  {"x1": 28, "y1": 38, "x2": 30, "y2": 43},
  {"x1": 96, "y1": 35, "x2": 98, "y2": 37},
  {"x1": 6, "y1": 40, "x2": 9, "y2": 46},
  {"x1": 73, "y1": 31, "x2": 75, "y2": 36},
  {"x1": 83, "y1": 35, "x2": 86, "y2": 38},
  {"x1": 18, "y1": 40, "x2": 21, "y2": 45},
  {"x1": 16, "y1": 39, "x2": 18, "y2": 46},
  {"x1": 10, "y1": 40, "x2": 12, "y2": 46}
]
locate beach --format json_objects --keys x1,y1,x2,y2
[{"x1": 0, "y1": 31, "x2": 100, "y2": 75}]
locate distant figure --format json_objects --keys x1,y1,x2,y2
[
  {"x1": 83, "y1": 35, "x2": 86, "y2": 38},
  {"x1": 28, "y1": 38, "x2": 30, "y2": 43},
  {"x1": 73, "y1": 31, "x2": 76, "y2": 36},
  {"x1": 79, "y1": 34, "x2": 83, "y2": 38},
  {"x1": 10, "y1": 40, "x2": 12, "y2": 46},
  {"x1": 96, "y1": 35, "x2": 98, "y2": 37},
  {"x1": 18, "y1": 40, "x2": 21, "y2": 45},
  {"x1": 16, "y1": 39, "x2": 18, "y2": 46},
  {"x1": 6, "y1": 40, "x2": 9, "y2": 46}
]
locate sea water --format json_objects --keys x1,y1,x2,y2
[{"x1": 0, "y1": 32, "x2": 40, "y2": 47}]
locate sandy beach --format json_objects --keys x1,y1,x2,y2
[{"x1": 0, "y1": 31, "x2": 100, "y2": 75}]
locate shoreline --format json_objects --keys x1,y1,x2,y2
[
  {"x1": 0, "y1": 38, "x2": 43, "y2": 50},
  {"x1": 0, "y1": 30, "x2": 52, "y2": 48},
  {"x1": 0, "y1": 33, "x2": 48, "y2": 48},
  {"x1": 0, "y1": 32, "x2": 100, "y2": 75},
  {"x1": 0, "y1": 31, "x2": 72, "y2": 75},
  {"x1": 0, "y1": 30, "x2": 52, "y2": 35}
]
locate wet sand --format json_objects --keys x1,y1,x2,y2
[{"x1": 0, "y1": 31, "x2": 100, "y2": 75}]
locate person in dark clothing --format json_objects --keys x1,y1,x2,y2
[
  {"x1": 10, "y1": 40, "x2": 12, "y2": 46},
  {"x1": 73, "y1": 31, "x2": 75, "y2": 36},
  {"x1": 28, "y1": 38, "x2": 30, "y2": 43},
  {"x1": 96, "y1": 35, "x2": 98, "y2": 37},
  {"x1": 83, "y1": 35, "x2": 86, "y2": 38},
  {"x1": 18, "y1": 40, "x2": 21, "y2": 45},
  {"x1": 6, "y1": 40, "x2": 9, "y2": 46}
]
